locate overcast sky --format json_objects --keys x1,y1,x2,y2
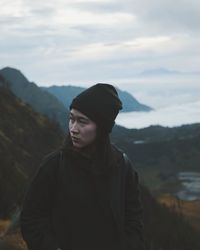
[{"x1": 0, "y1": 0, "x2": 200, "y2": 87}]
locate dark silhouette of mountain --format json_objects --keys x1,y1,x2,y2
[
  {"x1": 0, "y1": 83, "x2": 63, "y2": 218},
  {"x1": 42, "y1": 85, "x2": 152, "y2": 112},
  {"x1": 0, "y1": 67, "x2": 68, "y2": 131}
]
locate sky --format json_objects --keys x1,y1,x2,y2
[{"x1": 0, "y1": 0, "x2": 200, "y2": 118}]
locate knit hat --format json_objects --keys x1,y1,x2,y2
[{"x1": 70, "y1": 83, "x2": 122, "y2": 133}]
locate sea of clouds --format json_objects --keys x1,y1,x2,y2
[
  {"x1": 116, "y1": 101, "x2": 200, "y2": 129},
  {"x1": 115, "y1": 77, "x2": 200, "y2": 129}
]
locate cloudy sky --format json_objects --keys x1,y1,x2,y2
[{"x1": 0, "y1": 0, "x2": 200, "y2": 116}]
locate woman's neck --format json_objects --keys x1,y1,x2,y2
[{"x1": 73, "y1": 142, "x2": 97, "y2": 159}]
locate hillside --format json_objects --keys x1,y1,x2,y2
[
  {"x1": 112, "y1": 124, "x2": 200, "y2": 194},
  {"x1": 0, "y1": 67, "x2": 68, "y2": 131},
  {"x1": 42, "y1": 85, "x2": 152, "y2": 112},
  {"x1": 0, "y1": 83, "x2": 63, "y2": 218},
  {"x1": 113, "y1": 123, "x2": 200, "y2": 143},
  {"x1": 158, "y1": 193, "x2": 200, "y2": 232}
]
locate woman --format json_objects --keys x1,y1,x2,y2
[{"x1": 20, "y1": 83, "x2": 145, "y2": 250}]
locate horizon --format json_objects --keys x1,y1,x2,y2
[{"x1": 1, "y1": 65, "x2": 200, "y2": 110}]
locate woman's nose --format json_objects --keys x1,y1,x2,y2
[{"x1": 70, "y1": 121, "x2": 79, "y2": 133}]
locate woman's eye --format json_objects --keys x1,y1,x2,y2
[
  {"x1": 79, "y1": 119, "x2": 88, "y2": 124},
  {"x1": 69, "y1": 117, "x2": 75, "y2": 122}
]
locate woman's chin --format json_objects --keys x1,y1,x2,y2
[{"x1": 72, "y1": 141, "x2": 83, "y2": 148}]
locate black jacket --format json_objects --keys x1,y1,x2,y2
[{"x1": 20, "y1": 145, "x2": 145, "y2": 250}]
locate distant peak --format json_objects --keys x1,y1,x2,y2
[
  {"x1": 1, "y1": 66, "x2": 22, "y2": 73},
  {"x1": 141, "y1": 68, "x2": 181, "y2": 76},
  {"x1": 0, "y1": 66, "x2": 29, "y2": 84}
]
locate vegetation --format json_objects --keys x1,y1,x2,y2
[
  {"x1": 112, "y1": 124, "x2": 200, "y2": 192},
  {"x1": 142, "y1": 186, "x2": 200, "y2": 250},
  {"x1": 158, "y1": 194, "x2": 200, "y2": 232},
  {"x1": 0, "y1": 84, "x2": 63, "y2": 218}
]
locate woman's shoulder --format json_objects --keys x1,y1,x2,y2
[
  {"x1": 111, "y1": 143, "x2": 136, "y2": 173},
  {"x1": 111, "y1": 143, "x2": 129, "y2": 162},
  {"x1": 111, "y1": 143, "x2": 123, "y2": 156},
  {"x1": 111, "y1": 144, "x2": 128, "y2": 167}
]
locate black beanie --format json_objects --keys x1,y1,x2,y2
[{"x1": 70, "y1": 83, "x2": 122, "y2": 133}]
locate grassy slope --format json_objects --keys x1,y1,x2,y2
[
  {"x1": 0, "y1": 86, "x2": 63, "y2": 218},
  {"x1": 158, "y1": 194, "x2": 200, "y2": 232}
]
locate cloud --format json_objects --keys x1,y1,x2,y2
[
  {"x1": 116, "y1": 100, "x2": 200, "y2": 129},
  {"x1": 112, "y1": 0, "x2": 200, "y2": 34},
  {"x1": 0, "y1": 0, "x2": 199, "y2": 86}
]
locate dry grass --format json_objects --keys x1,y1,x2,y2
[
  {"x1": 2, "y1": 230, "x2": 27, "y2": 250},
  {"x1": 0, "y1": 220, "x2": 11, "y2": 237},
  {"x1": 0, "y1": 220, "x2": 27, "y2": 250},
  {"x1": 158, "y1": 193, "x2": 200, "y2": 232}
]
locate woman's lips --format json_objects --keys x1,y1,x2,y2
[{"x1": 71, "y1": 137, "x2": 80, "y2": 142}]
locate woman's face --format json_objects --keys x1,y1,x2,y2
[{"x1": 69, "y1": 109, "x2": 97, "y2": 149}]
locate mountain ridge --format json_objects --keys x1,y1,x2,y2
[
  {"x1": 42, "y1": 85, "x2": 152, "y2": 112},
  {"x1": 0, "y1": 67, "x2": 152, "y2": 132},
  {"x1": 0, "y1": 67, "x2": 68, "y2": 131}
]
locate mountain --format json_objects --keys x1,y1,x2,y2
[
  {"x1": 0, "y1": 67, "x2": 152, "y2": 137},
  {"x1": 42, "y1": 85, "x2": 152, "y2": 112},
  {"x1": 139, "y1": 68, "x2": 181, "y2": 77},
  {"x1": 113, "y1": 123, "x2": 200, "y2": 143},
  {"x1": 112, "y1": 124, "x2": 200, "y2": 193},
  {"x1": 0, "y1": 74, "x2": 9, "y2": 88},
  {"x1": 0, "y1": 67, "x2": 68, "y2": 131},
  {"x1": 113, "y1": 124, "x2": 200, "y2": 173},
  {"x1": 41, "y1": 85, "x2": 85, "y2": 110},
  {"x1": 138, "y1": 68, "x2": 200, "y2": 77},
  {"x1": 0, "y1": 81, "x2": 63, "y2": 217},
  {"x1": 117, "y1": 88, "x2": 152, "y2": 112}
]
